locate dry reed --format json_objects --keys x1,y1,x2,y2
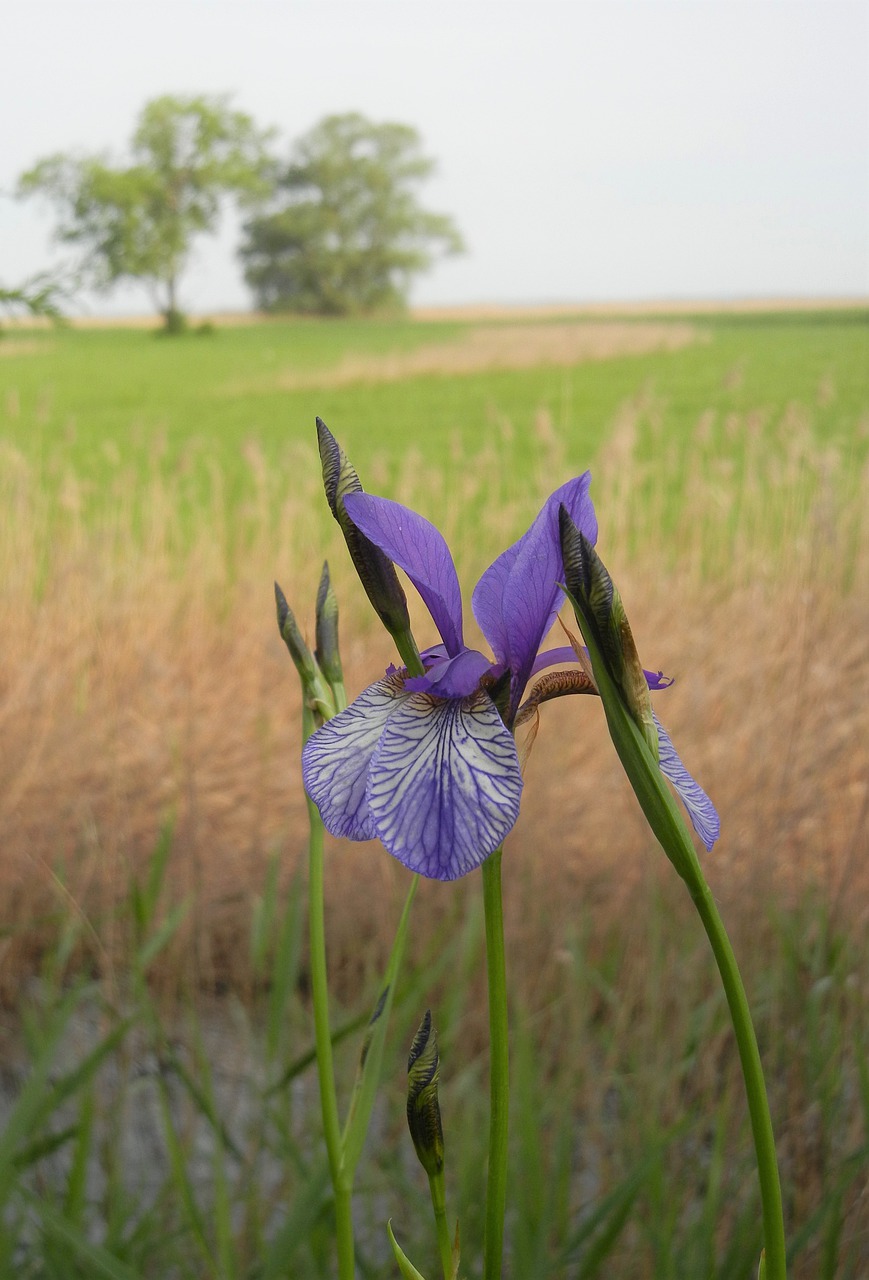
[
  {"x1": 0, "y1": 404, "x2": 866, "y2": 1000},
  {"x1": 221, "y1": 321, "x2": 703, "y2": 394}
]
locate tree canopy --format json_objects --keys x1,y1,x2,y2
[
  {"x1": 18, "y1": 95, "x2": 273, "y2": 327},
  {"x1": 239, "y1": 113, "x2": 464, "y2": 315},
  {"x1": 0, "y1": 269, "x2": 72, "y2": 328}
]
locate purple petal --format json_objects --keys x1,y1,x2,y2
[
  {"x1": 343, "y1": 492, "x2": 464, "y2": 656},
  {"x1": 301, "y1": 674, "x2": 407, "y2": 840},
  {"x1": 529, "y1": 645, "x2": 581, "y2": 675},
  {"x1": 530, "y1": 646, "x2": 673, "y2": 691},
  {"x1": 405, "y1": 648, "x2": 493, "y2": 698},
  {"x1": 653, "y1": 713, "x2": 720, "y2": 851},
  {"x1": 472, "y1": 474, "x2": 597, "y2": 715},
  {"x1": 366, "y1": 690, "x2": 523, "y2": 881}
]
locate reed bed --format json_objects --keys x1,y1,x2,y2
[
  {"x1": 1, "y1": 398, "x2": 865, "y2": 993},
  {"x1": 0, "y1": 380, "x2": 867, "y2": 1276}
]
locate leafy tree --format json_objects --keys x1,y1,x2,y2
[
  {"x1": 18, "y1": 95, "x2": 274, "y2": 328},
  {"x1": 240, "y1": 113, "x2": 464, "y2": 315},
  {"x1": 0, "y1": 269, "x2": 72, "y2": 329}
]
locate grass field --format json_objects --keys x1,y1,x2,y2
[{"x1": 0, "y1": 308, "x2": 867, "y2": 1276}]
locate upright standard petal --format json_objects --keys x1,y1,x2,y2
[
  {"x1": 653, "y1": 713, "x2": 720, "y2": 851},
  {"x1": 315, "y1": 419, "x2": 411, "y2": 638},
  {"x1": 344, "y1": 492, "x2": 464, "y2": 657},
  {"x1": 366, "y1": 690, "x2": 523, "y2": 881},
  {"x1": 472, "y1": 473, "x2": 597, "y2": 715},
  {"x1": 302, "y1": 674, "x2": 408, "y2": 841}
]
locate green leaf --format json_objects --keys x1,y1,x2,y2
[
  {"x1": 261, "y1": 1160, "x2": 331, "y2": 1280},
  {"x1": 137, "y1": 897, "x2": 190, "y2": 972},
  {"x1": 31, "y1": 1196, "x2": 145, "y2": 1280},
  {"x1": 387, "y1": 1220, "x2": 430, "y2": 1280},
  {"x1": 265, "y1": 868, "x2": 305, "y2": 1062},
  {"x1": 341, "y1": 875, "x2": 419, "y2": 1180}
]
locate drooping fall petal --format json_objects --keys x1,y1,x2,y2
[
  {"x1": 301, "y1": 673, "x2": 408, "y2": 840},
  {"x1": 653, "y1": 713, "x2": 721, "y2": 851},
  {"x1": 366, "y1": 689, "x2": 523, "y2": 880}
]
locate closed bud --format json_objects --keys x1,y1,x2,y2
[
  {"x1": 559, "y1": 508, "x2": 658, "y2": 760},
  {"x1": 316, "y1": 417, "x2": 411, "y2": 639},
  {"x1": 275, "y1": 581, "x2": 317, "y2": 681},
  {"x1": 406, "y1": 1010, "x2": 444, "y2": 1178},
  {"x1": 274, "y1": 581, "x2": 334, "y2": 722},
  {"x1": 315, "y1": 561, "x2": 343, "y2": 689}
]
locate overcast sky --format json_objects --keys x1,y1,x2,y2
[{"x1": 2, "y1": 1, "x2": 867, "y2": 315}]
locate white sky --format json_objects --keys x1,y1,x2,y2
[{"x1": 2, "y1": 1, "x2": 868, "y2": 314}]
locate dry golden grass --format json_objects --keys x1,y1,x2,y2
[
  {"x1": 0, "y1": 338, "x2": 54, "y2": 358},
  {"x1": 5, "y1": 296, "x2": 865, "y2": 330},
  {"x1": 223, "y1": 322, "x2": 703, "y2": 394},
  {"x1": 0, "y1": 410, "x2": 866, "y2": 998}
]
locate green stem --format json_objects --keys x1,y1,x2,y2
[
  {"x1": 561, "y1": 568, "x2": 787, "y2": 1277},
  {"x1": 393, "y1": 627, "x2": 425, "y2": 678},
  {"x1": 428, "y1": 1170, "x2": 454, "y2": 1280},
  {"x1": 304, "y1": 705, "x2": 355, "y2": 1280},
  {"x1": 331, "y1": 678, "x2": 348, "y2": 713},
  {"x1": 481, "y1": 847, "x2": 509, "y2": 1280},
  {"x1": 690, "y1": 879, "x2": 787, "y2": 1280}
]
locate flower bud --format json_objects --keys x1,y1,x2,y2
[
  {"x1": 316, "y1": 417, "x2": 411, "y2": 639},
  {"x1": 274, "y1": 580, "x2": 334, "y2": 722},
  {"x1": 315, "y1": 560, "x2": 343, "y2": 689},
  {"x1": 406, "y1": 1010, "x2": 444, "y2": 1178},
  {"x1": 275, "y1": 581, "x2": 316, "y2": 679},
  {"x1": 558, "y1": 507, "x2": 658, "y2": 760}
]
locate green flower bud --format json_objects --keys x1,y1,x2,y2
[
  {"x1": 558, "y1": 510, "x2": 659, "y2": 760},
  {"x1": 315, "y1": 560, "x2": 344, "y2": 689},
  {"x1": 274, "y1": 580, "x2": 334, "y2": 723},
  {"x1": 406, "y1": 1010, "x2": 444, "y2": 1178},
  {"x1": 316, "y1": 417, "x2": 411, "y2": 640}
]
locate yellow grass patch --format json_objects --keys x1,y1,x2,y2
[
  {"x1": 223, "y1": 321, "x2": 704, "y2": 394},
  {"x1": 0, "y1": 413, "x2": 866, "y2": 996},
  {"x1": 0, "y1": 338, "x2": 54, "y2": 358}
]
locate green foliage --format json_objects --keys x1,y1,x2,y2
[
  {"x1": 0, "y1": 269, "x2": 71, "y2": 327},
  {"x1": 240, "y1": 113, "x2": 464, "y2": 315},
  {"x1": 18, "y1": 94, "x2": 274, "y2": 326},
  {"x1": 1, "y1": 312, "x2": 865, "y2": 588},
  {"x1": 1, "y1": 849, "x2": 865, "y2": 1277}
]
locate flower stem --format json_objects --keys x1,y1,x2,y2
[
  {"x1": 304, "y1": 706, "x2": 355, "y2": 1280},
  {"x1": 481, "y1": 847, "x2": 509, "y2": 1280},
  {"x1": 428, "y1": 1170, "x2": 454, "y2": 1280},
  {"x1": 690, "y1": 878, "x2": 787, "y2": 1280}
]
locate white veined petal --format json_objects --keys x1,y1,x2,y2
[
  {"x1": 367, "y1": 691, "x2": 523, "y2": 880},
  {"x1": 301, "y1": 674, "x2": 408, "y2": 841},
  {"x1": 654, "y1": 712, "x2": 720, "y2": 851}
]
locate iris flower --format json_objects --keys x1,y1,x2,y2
[
  {"x1": 303, "y1": 475, "x2": 600, "y2": 879},
  {"x1": 302, "y1": 469, "x2": 716, "y2": 880}
]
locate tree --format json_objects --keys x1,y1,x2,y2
[
  {"x1": 239, "y1": 113, "x2": 464, "y2": 315},
  {"x1": 18, "y1": 95, "x2": 274, "y2": 328},
  {"x1": 0, "y1": 269, "x2": 72, "y2": 329}
]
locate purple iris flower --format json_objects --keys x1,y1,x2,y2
[{"x1": 302, "y1": 474, "x2": 601, "y2": 881}]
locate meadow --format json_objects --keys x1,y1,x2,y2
[{"x1": 0, "y1": 307, "x2": 867, "y2": 1277}]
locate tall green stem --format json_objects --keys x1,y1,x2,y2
[
  {"x1": 481, "y1": 847, "x2": 509, "y2": 1280},
  {"x1": 690, "y1": 878, "x2": 786, "y2": 1280},
  {"x1": 304, "y1": 707, "x2": 355, "y2": 1280},
  {"x1": 429, "y1": 1170, "x2": 454, "y2": 1280}
]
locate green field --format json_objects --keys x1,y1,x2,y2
[
  {"x1": 2, "y1": 310, "x2": 866, "y2": 524},
  {"x1": 1, "y1": 310, "x2": 867, "y2": 1278}
]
